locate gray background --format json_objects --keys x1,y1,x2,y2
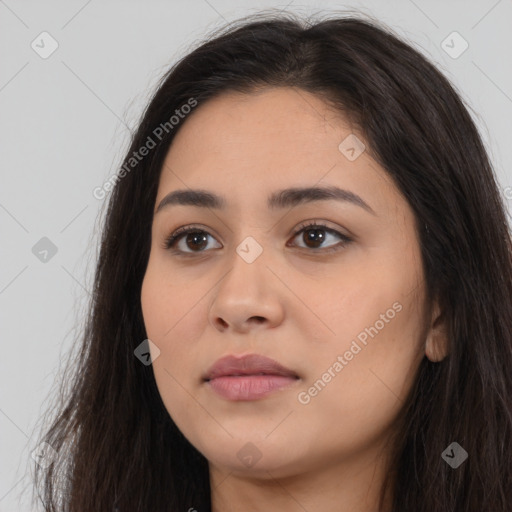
[{"x1": 1, "y1": 0, "x2": 511, "y2": 510}]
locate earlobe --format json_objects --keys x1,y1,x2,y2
[{"x1": 425, "y1": 302, "x2": 449, "y2": 362}]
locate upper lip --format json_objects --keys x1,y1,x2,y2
[{"x1": 203, "y1": 354, "x2": 299, "y2": 381}]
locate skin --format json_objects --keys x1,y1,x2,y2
[{"x1": 140, "y1": 87, "x2": 448, "y2": 512}]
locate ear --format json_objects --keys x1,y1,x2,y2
[{"x1": 425, "y1": 300, "x2": 449, "y2": 362}]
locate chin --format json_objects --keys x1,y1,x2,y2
[{"x1": 198, "y1": 437, "x2": 306, "y2": 478}]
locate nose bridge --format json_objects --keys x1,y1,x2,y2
[
  {"x1": 220, "y1": 232, "x2": 269, "y2": 297},
  {"x1": 223, "y1": 208, "x2": 271, "y2": 268},
  {"x1": 208, "y1": 232, "x2": 282, "y2": 331}
]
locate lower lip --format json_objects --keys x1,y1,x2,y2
[{"x1": 206, "y1": 375, "x2": 298, "y2": 400}]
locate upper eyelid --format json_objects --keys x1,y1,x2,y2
[
  {"x1": 170, "y1": 221, "x2": 344, "y2": 239},
  {"x1": 165, "y1": 221, "x2": 350, "y2": 250}
]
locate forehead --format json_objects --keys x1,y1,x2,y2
[
  {"x1": 169, "y1": 87, "x2": 347, "y2": 158},
  {"x1": 156, "y1": 87, "x2": 403, "y2": 218}
]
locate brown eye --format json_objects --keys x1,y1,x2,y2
[
  {"x1": 164, "y1": 227, "x2": 221, "y2": 253},
  {"x1": 300, "y1": 227, "x2": 327, "y2": 249},
  {"x1": 183, "y1": 231, "x2": 209, "y2": 251},
  {"x1": 163, "y1": 221, "x2": 352, "y2": 256},
  {"x1": 289, "y1": 222, "x2": 352, "y2": 252}
]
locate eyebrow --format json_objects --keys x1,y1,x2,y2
[{"x1": 155, "y1": 185, "x2": 376, "y2": 216}]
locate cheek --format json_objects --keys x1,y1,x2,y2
[
  {"x1": 141, "y1": 266, "x2": 208, "y2": 417},
  {"x1": 298, "y1": 283, "x2": 425, "y2": 445},
  {"x1": 141, "y1": 261, "x2": 205, "y2": 343},
  {"x1": 296, "y1": 262, "x2": 425, "y2": 425}
]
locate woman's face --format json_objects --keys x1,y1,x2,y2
[{"x1": 141, "y1": 87, "x2": 436, "y2": 480}]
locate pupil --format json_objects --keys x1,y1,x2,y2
[
  {"x1": 187, "y1": 232, "x2": 208, "y2": 250},
  {"x1": 305, "y1": 228, "x2": 324, "y2": 248}
]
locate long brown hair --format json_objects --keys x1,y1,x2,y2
[{"x1": 33, "y1": 10, "x2": 512, "y2": 511}]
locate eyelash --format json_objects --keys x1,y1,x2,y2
[{"x1": 162, "y1": 220, "x2": 353, "y2": 256}]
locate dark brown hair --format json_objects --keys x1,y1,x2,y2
[{"x1": 33, "y1": 9, "x2": 512, "y2": 511}]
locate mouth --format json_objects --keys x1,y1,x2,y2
[{"x1": 203, "y1": 353, "x2": 300, "y2": 401}]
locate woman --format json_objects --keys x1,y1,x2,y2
[{"x1": 33, "y1": 10, "x2": 512, "y2": 511}]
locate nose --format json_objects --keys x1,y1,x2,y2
[{"x1": 207, "y1": 248, "x2": 285, "y2": 334}]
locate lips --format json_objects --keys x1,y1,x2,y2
[
  {"x1": 203, "y1": 353, "x2": 299, "y2": 381},
  {"x1": 203, "y1": 354, "x2": 300, "y2": 401}
]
